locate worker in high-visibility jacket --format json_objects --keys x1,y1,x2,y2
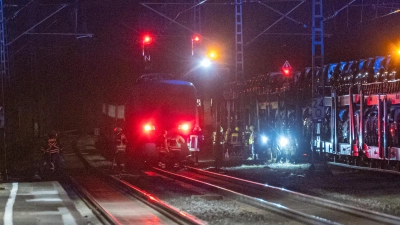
[
  {"x1": 41, "y1": 130, "x2": 63, "y2": 172},
  {"x1": 248, "y1": 125, "x2": 259, "y2": 160},
  {"x1": 113, "y1": 127, "x2": 127, "y2": 172},
  {"x1": 169, "y1": 133, "x2": 188, "y2": 169}
]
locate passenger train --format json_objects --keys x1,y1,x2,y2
[{"x1": 99, "y1": 73, "x2": 200, "y2": 167}]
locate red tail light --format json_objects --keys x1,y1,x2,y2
[
  {"x1": 178, "y1": 123, "x2": 190, "y2": 131},
  {"x1": 144, "y1": 124, "x2": 155, "y2": 132}
]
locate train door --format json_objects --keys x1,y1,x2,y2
[{"x1": 388, "y1": 96, "x2": 400, "y2": 161}]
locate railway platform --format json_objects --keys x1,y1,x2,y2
[
  {"x1": 0, "y1": 181, "x2": 91, "y2": 225},
  {"x1": 0, "y1": 134, "x2": 102, "y2": 225}
]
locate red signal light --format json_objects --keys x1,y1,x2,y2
[
  {"x1": 143, "y1": 35, "x2": 153, "y2": 45},
  {"x1": 192, "y1": 35, "x2": 201, "y2": 42},
  {"x1": 282, "y1": 68, "x2": 291, "y2": 76},
  {"x1": 281, "y1": 60, "x2": 292, "y2": 76}
]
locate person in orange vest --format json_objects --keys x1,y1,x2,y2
[
  {"x1": 113, "y1": 127, "x2": 127, "y2": 173},
  {"x1": 41, "y1": 130, "x2": 63, "y2": 173}
]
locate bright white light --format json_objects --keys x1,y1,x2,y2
[
  {"x1": 279, "y1": 137, "x2": 289, "y2": 147},
  {"x1": 261, "y1": 135, "x2": 268, "y2": 144},
  {"x1": 200, "y1": 59, "x2": 211, "y2": 67}
]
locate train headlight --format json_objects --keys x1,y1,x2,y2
[
  {"x1": 279, "y1": 137, "x2": 289, "y2": 147},
  {"x1": 261, "y1": 135, "x2": 268, "y2": 144}
]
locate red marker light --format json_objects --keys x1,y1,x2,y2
[
  {"x1": 281, "y1": 60, "x2": 292, "y2": 76},
  {"x1": 144, "y1": 124, "x2": 155, "y2": 131},
  {"x1": 143, "y1": 35, "x2": 152, "y2": 45},
  {"x1": 193, "y1": 35, "x2": 200, "y2": 42},
  {"x1": 179, "y1": 124, "x2": 190, "y2": 131},
  {"x1": 283, "y1": 68, "x2": 290, "y2": 76}
]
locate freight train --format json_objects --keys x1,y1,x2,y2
[
  {"x1": 223, "y1": 54, "x2": 400, "y2": 168},
  {"x1": 318, "y1": 54, "x2": 400, "y2": 169},
  {"x1": 99, "y1": 73, "x2": 201, "y2": 167}
]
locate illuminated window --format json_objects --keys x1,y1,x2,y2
[
  {"x1": 108, "y1": 105, "x2": 116, "y2": 118},
  {"x1": 117, "y1": 105, "x2": 125, "y2": 119}
]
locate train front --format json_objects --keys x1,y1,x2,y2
[{"x1": 125, "y1": 79, "x2": 198, "y2": 163}]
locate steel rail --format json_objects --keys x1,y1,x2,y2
[
  {"x1": 105, "y1": 172, "x2": 206, "y2": 225},
  {"x1": 328, "y1": 161, "x2": 400, "y2": 176},
  {"x1": 67, "y1": 176, "x2": 117, "y2": 225},
  {"x1": 185, "y1": 166, "x2": 400, "y2": 225},
  {"x1": 73, "y1": 146, "x2": 206, "y2": 225},
  {"x1": 152, "y1": 167, "x2": 338, "y2": 225}
]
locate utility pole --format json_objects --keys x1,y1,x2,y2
[
  {"x1": 311, "y1": 0, "x2": 324, "y2": 171},
  {"x1": 0, "y1": 0, "x2": 7, "y2": 181}
]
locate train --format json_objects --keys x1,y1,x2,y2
[
  {"x1": 222, "y1": 54, "x2": 400, "y2": 168},
  {"x1": 318, "y1": 54, "x2": 400, "y2": 169},
  {"x1": 99, "y1": 73, "x2": 201, "y2": 167}
]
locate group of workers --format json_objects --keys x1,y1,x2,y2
[
  {"x1": 37, "y1": 126, "x2": 195, "y2": 177},
  {"x1": 214, "y1": 125, "x2": 260, "y2": 160}
]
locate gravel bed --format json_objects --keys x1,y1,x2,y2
[
  {"x1": 220, "y1": 162, "x2": 400, "y2": 217},
  {"x1": 124, "y1": 173, "x2": 302, "y2": 225}
]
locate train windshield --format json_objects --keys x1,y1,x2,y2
[{"x1": 129, "y1": 80, "x2": 197, "y2": 119}]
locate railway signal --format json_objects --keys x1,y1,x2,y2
[
  {"x1": 142, "y1": 34, "x2": 153, "y2": 59},
  {"x1": 192, "y1": 35, "x2": 201, "y2": 43},
  {"x1": 192, "y1": 34, "x2": 201, "y2": 56},
  {"x1": 142, "y1": 34, "x2": 153, "y2": 45},
  {"x1": 281, "y1": 60, "x2": 292, "y2": 76}
]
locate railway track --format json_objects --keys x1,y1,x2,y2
[
  {"x1": 67, "y1": 169, "x2": 204, "y2": 225},
  {"x1": 74, "y1": 135, "x2": 400, "y2": 224},
  {"x1": 327, "y1": 161, "x2": 400, "y2": 175},
  {"x1": 69, "y1": 140, "x2": 205, "y2": 225},
  {"x1": 148, "y1": 166, "x2": 400, "y2": 225}
]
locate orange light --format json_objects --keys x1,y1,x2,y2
[
  {"x1": 208, "y1": 51, "x2": 217, "y2": 59},
  {"x1": 144, "y1": 124, "x2": 155, "y2": 131}
]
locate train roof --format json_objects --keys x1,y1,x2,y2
[{"x1": 136, "y1": 73, "x2": 194, "y2": 87}]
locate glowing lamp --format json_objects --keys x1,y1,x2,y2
[
  {"x1": 192, "y1": 35, "x2": 201, "y2": 42},
  {"x1": 281, "y1": 60, "x2": 292, "y2": 76},
  {"x1": 261, "y1": 135, "x2": 268, "y2": 144},
  {"x1": 208, "y1": 50, "x2": 218, "y2": 59},
  {"x1": 179, "y1": 124, "x2": 190, "y2": 131},
  {"x1": 282, "y1": 68, "x2": 291, "y2": 76},
  {"x1": 143, "y1": 35, "x2": 153, "y2": 45},
  {"x1": 279, "y1": 137, "x2": 289, "y2": 147},
  {"x1": 200, "y1": 59, "x2": 211, "y2": 67},
  {"x1": 144, "y1": 124, "x2": 155, "y2": 131}
]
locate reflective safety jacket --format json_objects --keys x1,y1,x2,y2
[
  {"x1": 249, "y1": 132, "x2": 258, "y2": 145},
  {"x1": 41, "y1": 138, "x2": 62, "y2": 154},
  {"x1": 169, "y1": 135, "x2": 185, "y2": 151},
  {"x1": 115, "y1": 132, "x2": 127, "y2": 152}
]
